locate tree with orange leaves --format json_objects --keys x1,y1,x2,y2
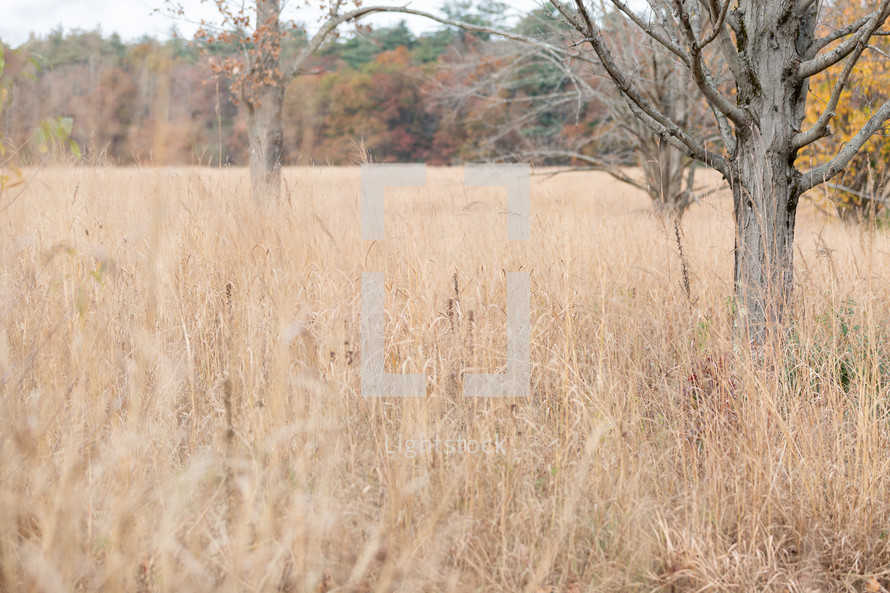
[{"x1": 168, "y1": 0, "x2": 436, "y2": 206}]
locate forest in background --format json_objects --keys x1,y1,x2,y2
[
  {"x1": 0, "y1": 4, "x2": 607, "y2": 167},
  {"x1": 1, "y1": 2, "x2": 887, "y2": 219}
]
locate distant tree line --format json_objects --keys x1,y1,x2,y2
[
  {"x1": 0, "y1": 4, "x2": 612, "y2": 168},
  {"x1": 1, "y1": 2, "x2": 886, "y2": 222}
]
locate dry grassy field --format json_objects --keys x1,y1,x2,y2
[{"x1": 1, "y1": 166, "x2": 890, "y2": 592}]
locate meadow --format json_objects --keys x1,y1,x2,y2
[{"x1": 1, "y1": 166, "x2": 889, "y2": 592}]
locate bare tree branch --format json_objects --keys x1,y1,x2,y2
[
  {"x1": 671, "y1": 0, "x2": 749, "y2": 126},
  {"x1": 699, "y1": 0, "x2": 732, "y2": 48},
  {"x1": 287, "y1": 4, "x2": 415, "y2": 81},
  {"x1": 525, "y1": 149, "x2": 651, "y2": 191},
  {"x1": 798, "y1": 1, "x2": 890, "y2": 78},
  {"x1": 701, "y1": 0, "x2": 740, "y2": 34},
  {"x1": 554, "y1": 2, "x2": 729, "y2": 176},
  {"x1": 809, "y1": 14, "x2": 872, "y2": 56},
  {"x1": 800, "y1": 99, "x2": 890, "y2": 192},
  {"x1": 548, "y1": 0, "x2": 586, "y2": 31},
  {"x1": 692, "y1": 0, "x2": 749, "y2": 96},
  {"x1": 608, "y1": 0, "x2": 690, "y2": 61},
  {"x1": 598, "y1": 0, "x2": 739, "y2": 156},
  {"x1": 797, "y1": 0, "x2": 818, "y2": 17},
  {"x1": 359, "y1": 6, "x2": 604, "y2": 71},
  {"x1": 793, "y1": 31, "x2": 871, "y2": 151}
]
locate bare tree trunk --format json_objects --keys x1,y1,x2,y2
[
  {"x1": 247, "y1": 84, "x2": 284, "y2": 206},
  {"x1": 731, "y1": 147, "x2": 799, "y2": 343},
  {"x1": 728, "y1": 5, "x2": 809, "y2": 343},
  {"x1": 244, "y1": 0, "x2": 284, "y2": 207},
  {"x1": 642, "y1": 137, "x2": 694, "y2": 218}
]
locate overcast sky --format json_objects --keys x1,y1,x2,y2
[{"x1": 0, "y1": 0, "x2": 547, "y2": 48}]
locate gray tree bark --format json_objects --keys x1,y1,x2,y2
[
  {"x1": 726, "y1": 4, "x2": 812, "y2": 342},
  {"x1": 247, "y1": 84, "x2": 285, "y2": 206}
]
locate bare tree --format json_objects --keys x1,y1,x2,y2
[
  {"x1": 430, "y1": 8, "x2": 718, "y2": 219},
  {"x1": 401, "y1": 1, "x2": 890, "y2": 342},
  {"x1": 556, "y1": 0, "x2": 890, "y2": 342}
]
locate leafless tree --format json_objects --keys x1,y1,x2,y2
[
  {"x1": 402, "y1": 1, "x2": 890, "y2": 342},
  {"x1": 430, "y1": 8, "x2": 719, "y2": 219},
  {"x1": 560, "y1": 0, "x2": 890, "y2": 342}
]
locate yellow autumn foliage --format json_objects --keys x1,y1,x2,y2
[{"x1": 804, "y1": 1, "x2": 890, "y2": 218}]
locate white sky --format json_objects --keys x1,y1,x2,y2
[{"x1": 0, "y1": 0, "x2": 547, "y2": 48}]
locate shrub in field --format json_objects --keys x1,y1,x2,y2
[
  {"x1": 0, "y1": 49, "x2": 81, "y2": 205},
  {"x1": 787, "y1": 299, "x2": 890, "y2": 395}
]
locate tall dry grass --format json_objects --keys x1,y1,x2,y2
[{"x1": 1, "y1": 166, "x2": 889, "y2": 592}]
